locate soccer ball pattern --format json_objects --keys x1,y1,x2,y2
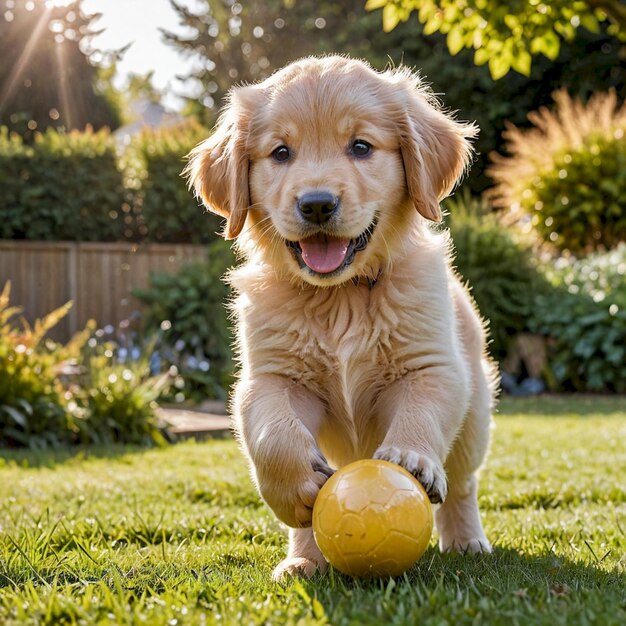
[{"x1": 312, "y1": 459, "x2": 433, "y2": 578}]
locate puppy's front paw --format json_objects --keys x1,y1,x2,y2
[
  {"x1": 373, "y1": 446, "x2": 448, "y2": 504},
  {"x1": 257, "y1": 447, "x2": 334, "y2": 528}
]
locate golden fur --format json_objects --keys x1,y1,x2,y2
[{"x1": 188, "y1": 56, "x2": 498, "y2": 579}]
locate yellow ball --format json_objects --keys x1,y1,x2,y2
[{"x1": 312, "y1": 459, "x2": 433, "y2": 578}]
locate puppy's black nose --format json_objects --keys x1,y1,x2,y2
[{"x1": 297, "y1": 191, "x2": 339, "y2": 224}]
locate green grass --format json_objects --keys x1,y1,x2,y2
[{"x1": 0, "y1": 396, "x2": 625, "y2": 625}]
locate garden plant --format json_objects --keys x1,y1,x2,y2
[{"x1": 0, "y1": 282, "x2": 168, "y2": 449}]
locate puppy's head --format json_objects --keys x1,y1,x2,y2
[{"x1": 187, "y1": 56, "x2": 476, "y2": 286}]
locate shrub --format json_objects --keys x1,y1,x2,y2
[
  {"x1": 530, "y1": 291, "x2": 626, "y2": 394},
  {"x1": 542, "y1": 243, "x2": 626, "y2": 311},
  {"x1": 447, "y1": 199, "x2": 626, "y2": 392},
  {"x1": 146, "y1": 239, "x2": 234, "y2": 401},
  {"x1": 487, "y1": 89, "x2": 626, "y2": 253},
  {"x1": 0, "y1": 126, "x2": 126, "y2": 241},
  {"x1": 0, "y1": 282, "x2": 169, "y2": 449},
  {"x1": 446, "y1": 192, "x2": 547, "y2": 361},
  {"x1": 530, "y1": 245, "x2": 626, "y2": 393},
  {"x1": 74, "y1": 339, "x2": 169, "y2": 445},
  {"x1": 0, "y1": 128, "x2": 27, "y2": 240},
  {"x1": 0, "y1": 121, "x2": 220, "y2": 244},
  {"x1": 0, "y1": 282, "x2": 80, "y2": 448},
  {"x1": 124, "y1": 119, "x2": 223, "y2": 243},
  {"x1": 133, "y1": 240, "x2": 235, "y2": 402}
]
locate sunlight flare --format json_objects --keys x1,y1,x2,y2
[
  {"x1": 0, "y1": 6, "x2": 52, "y2": 117},
  {"x1": 44, "y1": 0, "x2": 75, "y2": 7},
  {"x1": 54, "y1": 37, "x2": 74, "y2": 129}
]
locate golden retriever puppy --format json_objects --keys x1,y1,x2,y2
[{"x1": 187, "y1": 55, "x2": 498, "y2": 580}]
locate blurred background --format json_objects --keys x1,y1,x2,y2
[{"x1": 0, "y1": 0, "x2": 625, "y2": 447}]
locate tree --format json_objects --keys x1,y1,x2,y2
[
  {"x1": 162, "y1": 0, "x2": 370, "y2": 123},
  {"x1": 366, "y1": 0, "x2": 626, "y2": 79},
  {"x1": 0, "y1": 0, "x2": 121, "y2": 139}
]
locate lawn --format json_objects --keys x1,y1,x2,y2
[{"x1": 0, "y1": 396, "x2": 625, "y2": 625}]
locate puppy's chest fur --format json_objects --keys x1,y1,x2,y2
[
  {"x1": 291, "y1": 280, "x2": 405, "y2": 382},
  {"x1": 233, "y1": 266, "x2": 445, "y2": 463}
]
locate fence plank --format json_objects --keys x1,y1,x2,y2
[{"x1": 0, "y1": 240, "x2": 207, "y2": 341}]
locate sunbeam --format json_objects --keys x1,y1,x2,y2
[
  {"x1": 54, "y1": 37, "x2": 74, "y2": 129},
  {"x1": 0, "y1": 6, "x2": 53, "y2": 118}
]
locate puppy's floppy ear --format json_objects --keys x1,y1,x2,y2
[
  {"x1": 394, "y1": 73, "x2": 477, "y2": 222},
  {"x1": 185, "y1": 86, "x2": 257, "y2": 240}
]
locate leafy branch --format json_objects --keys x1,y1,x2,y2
[{"x1": 366, "y1": 0, "x2": 625, "y2": 79}]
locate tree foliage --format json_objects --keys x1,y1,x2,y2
[
  {"x1": 366, "y1": 0, "x2": 626, "y2": 78},
  {"x1": 162, "y1": 0, "x2": 373, "y2": 122},
  {"x1": 0, "y1": 0, "x2": 121, "y2": 139}
]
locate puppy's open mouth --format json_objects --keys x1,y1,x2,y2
[{"x1": 286, "y1": 218, "x2": 377, "y2": 276}]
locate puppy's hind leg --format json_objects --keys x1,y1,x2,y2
[
  {"x1": 436, "y1": 370, "x2": 494, "y2": 554},
  {"x1": 436, "y1": 473, "x2": 491, "y2": 553},
  {"x1": 272, "y1": 527, "x2": 328, "y2": 581}
]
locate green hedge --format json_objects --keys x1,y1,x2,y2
[
  {"x1": 0, "y1": 121, "x2": 221, "y2": 244},
  {"x1": 0, "y1": 127, "x2": 126, "y2": 241},
  {"x1": 125, "y1": 119, "x2": 223, "y2": 244}
]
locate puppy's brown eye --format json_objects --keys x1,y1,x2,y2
[
  {"x1": 272, "y1": 145, "x2": 291, "y2": 163},
  {"x1": 350, "y1": 139, "x2": 372, "y2": 158}
]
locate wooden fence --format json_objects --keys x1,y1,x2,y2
[{"x1": 0, "y1": 240, "x2": 207, "y2": 341}]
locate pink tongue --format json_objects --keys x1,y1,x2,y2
[{"x1": 299, "y1": 234, "x2": 350, "y2": 274}]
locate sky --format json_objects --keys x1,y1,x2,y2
[{"x1": 80, "y1": 0, "x2": 201, "y2": 109}]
